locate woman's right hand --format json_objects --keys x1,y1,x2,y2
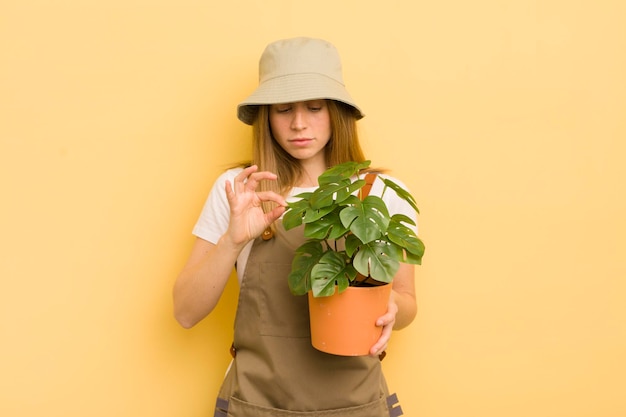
[
  {"x1": 173, "y1": 165, "x2": 287, "y2": 328},
  {"x1": 224, "y1": 165, "x2": 287, "y2": 246}
]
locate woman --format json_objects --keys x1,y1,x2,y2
[{"x1": 174, "y1": 37, "x2": 416, "y2": 416}]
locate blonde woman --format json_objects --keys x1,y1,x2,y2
[{"x1": 174, "y1": 37, "x2": 416, "y2": 417}]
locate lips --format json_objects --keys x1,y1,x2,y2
[{"x1": 289, "y1": 138, "x2": 313, "y2": 146}]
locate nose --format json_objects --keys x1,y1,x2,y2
[{"x1": 290, "y1": 107, "x2": 306, "y2": 130}]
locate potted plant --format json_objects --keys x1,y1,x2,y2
[{"x1": 283, "y1": 160, "x2": 425, "y2": 355}]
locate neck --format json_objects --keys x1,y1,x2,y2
[{"x1": 297, "y1": 156, "x2": 327, "y2": 187}]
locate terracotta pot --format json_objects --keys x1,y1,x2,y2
[{"x1": 307, "y1": 284, "x2": 392, "y2": 356}]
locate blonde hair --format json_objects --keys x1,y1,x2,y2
[{"x1": 251, "y1": 100, "x2": 367, "y2": 199}]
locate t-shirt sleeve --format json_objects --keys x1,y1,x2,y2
[{"x1": 192, "y1": 169, "x2": 241, "y2": 244}]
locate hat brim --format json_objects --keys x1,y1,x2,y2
[{"x1": 237, "y1": 73, "x2": 364, "y2": 125}]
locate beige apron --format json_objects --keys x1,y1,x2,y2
[{"x1": 213, "y1": 219, "x2": 404, "y2": 417}]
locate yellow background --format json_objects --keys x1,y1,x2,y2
[{"x1": 1, "y1": 1, "x2": 625, "y2": 416}]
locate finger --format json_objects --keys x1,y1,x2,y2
[
  {"x1": 244, "y1": 171, "x2": 279, "y2": 191},
  {"x1": 233, "y1": 165, "x2": 259, "y2": 193},
  {"x1": 375, "y1": 312, "x2": 394, "y2": 327},
  {"x1": 238, "y1": 165, "x2": 259, "y2": 178},
  {"x1": 224, "y1": 180, "x2": 235, "y2": 203},
  {"x1": 265, "y1": 205, "x2": 287, "y2": 223},
  {"x1": 375, "y1": 297, "x2": 398, "y2": 327},
  {"x1": 370, "y1": 339, "x2": 389, "y2": 357},
  {"x1": 370, "y1": 324, "x2": 392, "y2": 356},
  {"x1": 256, "y1": 191, "x2": 287, "y2": 207}
]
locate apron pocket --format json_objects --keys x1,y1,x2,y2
[{"x1": 227, "y1": 395, "x2": 391, "y2": 417}]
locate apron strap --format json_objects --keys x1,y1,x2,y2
[
  {"x1": 360, "y1": 172, "x2": 377, "y2": 200},
  {"x1": 214, "y1": 397, "x2": 229, "y2": 417},
  {"x1": 387, "y1": 393, "x2": 404, "y2": 417}
]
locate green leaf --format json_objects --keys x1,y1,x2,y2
[
  {"x1": 303, "y1": 218, "x2": 332, "y2": 240},
  {"x1": 310, "y1": 251, "x2": 356, "y2": 297},
  {"x1": 345, "y1": 233, "x2": 360, "y2": 257},
  {"x1": 282, "y1": 198, "x2": 310, "y2": 230},
  {"x1": 352, "y1": 241, "x2": 399, "y2": 283},
  {"x1": 337, "y1": 194, "x2": 362, "y2": 207},
  {"x1": 382, "y1": 178, "x2": 420, "y2": 214},
  {"x1": 325, "y1": 210, "x2": 351, "y2": 240},
  {"x1": 310, "y1": 178, "x2": 366, "y2": 209},
  {"x1": 404, "y1": 249, "x2": 423, "y2": 265},
  {"x1": 318, "y1": 160, "x2": 371, "y2": 184},
  {"x1": 309, "y1": 180, "x2": 350, "y2": 209},
  {"x1": 389, "y1": 213, "x2": 416, "y2": 227},
  {"x1": 387, "y1": 217, "x2": 424, "y2": 256},
  {"x1": 339, "y1": 196, "x2": 390, "y2": 244},
  {"x1": 335, "y1": 179, "x2": 366, "y2": 204},
  {"x1": 380, "y1": 235, "x2": 424, "y2": 265},
  {"x1": 303, "y1": 209, "x2": 346, "y2": 240},
  {"x1": 383, "y1": 240, "x2": 405, "y2": 262},
  {"x1": 362, "y1": 195, "x2": 390, "y2": 218},
  {"x1": 303, "y1": 205, "x2": 336, "y2": 223},
  {"x1": 317, "y1": 174, "x2": 345, "y2": 186},
  {"x1": 288, "y1": 241, "x2": 325, "y2": 295}
]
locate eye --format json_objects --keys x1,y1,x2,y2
[
  {"x1": 274, "y1": 105, "x2": 292, "y2": 113},
  {"x1": 308, "y1": 101, "x2": 324, "y2": 112}
]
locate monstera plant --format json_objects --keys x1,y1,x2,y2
[{"x1": 283, "y1": 160, "x2": 425, "y2": 298}]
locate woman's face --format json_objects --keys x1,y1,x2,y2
[{"x1": 269, "y1": 100, "x2": 332, "y2": 165}]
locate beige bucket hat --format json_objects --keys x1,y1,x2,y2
[{"x1": 237, "y1": 37, "x2": 364, "y2": 125}]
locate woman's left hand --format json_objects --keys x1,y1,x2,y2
[{"x1": 369, "y1": 296, "x2": 398, "y2": 357}]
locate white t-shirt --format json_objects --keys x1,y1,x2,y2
[{"x1": 192, "y1": 168, "x2": 418, "y2": 283}]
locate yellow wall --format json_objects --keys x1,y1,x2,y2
[{"x1": 1, "y1": 1, "x2": 625, "y2": 416}]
